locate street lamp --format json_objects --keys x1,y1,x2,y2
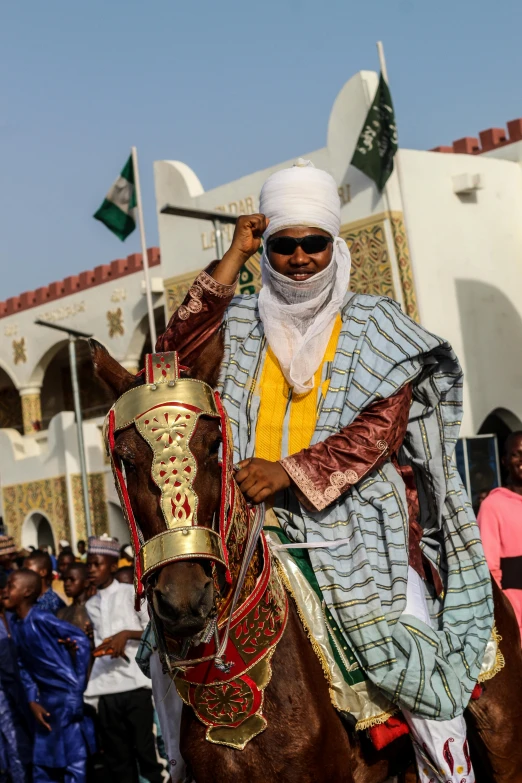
[
  {"x1": 34, "y1": 319, "x2": 93, "y2": 538},
  {"x1": 160, "y1": 204, "x2": 239, "y2": 259}
]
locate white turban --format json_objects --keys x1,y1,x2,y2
[
  {"x1": 260, "y1": 158, "x2": 342, "y2": 240},
  {"x1": 257, "y1": 159, "x2": 351, "y2": 394}
]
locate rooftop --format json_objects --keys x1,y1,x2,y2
[{"x1": 0, "y1": 247, "x2": 160, "y2": 319}]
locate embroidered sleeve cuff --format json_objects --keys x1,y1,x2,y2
[
  {"x1": 279, "y1": 457, "x2": 331, "y2": 512},
  {"x1": 197, "y1": 265, "x2": 238, "y2": 298},
  {"x1": 280, "y1": 440, "x2": 389, "y2": 513}
]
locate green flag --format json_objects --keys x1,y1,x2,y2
[
  {"x1": 94, "y1": 155, "x2": 137, "y2": 240},
  {"x1": 350, "y1": 73, "x2": 398, "y2": 191}
]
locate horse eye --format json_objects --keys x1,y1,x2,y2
[
  {"x1": 122, "y1": 458, "x2": 136, "y2": 474},
  {"x1": 209, "y1": 437, "x2": 222, "y2": 455}
]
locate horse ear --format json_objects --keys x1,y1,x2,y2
[
  {"x1": 188, "y1": 330, "x2": 224, "y2": 389},
  {"x1": 89, "y1": 339, "x2": 136, "y2": 399}
]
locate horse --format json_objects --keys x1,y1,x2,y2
[{"x1": 91, "y1": 333, "x2": 522, "y2": 783}]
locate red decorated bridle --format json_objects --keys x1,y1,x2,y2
[{"x1": 104, "y1": 351, "x2": 267, "y2": 673}]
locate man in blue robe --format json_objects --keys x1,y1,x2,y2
[
  {"x1": 0, "y1": 574, "x2": 33, "y2": 783},
  {"x1": 4, "y1": 569, "x2": 93, "y2": 783},
  {"x1": 23, "y1": 551, "x2": 65, "y2": 615}
]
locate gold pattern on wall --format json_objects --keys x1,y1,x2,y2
[
  {"x1": 21, "y1": 393, "x2": 42, "y2": 434},
  {"x1": 107, "y1": 308, "x2": 124, "y2": 338},
  {"x1": 13, "y1": 338, "x2": 27, "y2": 365},
  {"x1": 341, "y1": 216, "x2": 395, "y2": 299},
  {"x1": 390, "y1": 214, "x2": 419, "y2": 322},
  {"x1": 2, "y1": 477, "x2": 69, "y2": 547},
  {"x1": 72, "y1": 473, "x2": 108, "y2": 541}
]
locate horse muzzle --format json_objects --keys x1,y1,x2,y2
[{"x1": 152, "y1": 561, "x2": 215, "y2": 637}]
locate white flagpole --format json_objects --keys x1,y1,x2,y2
[
  {"x1": 375, "y1": 41, "x2": 419, "y2": 321},
  {"x1": 131, "y1": 146, "x2": 157, "y2": 347}
]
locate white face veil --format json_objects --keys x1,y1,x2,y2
[{"x1": 257, "y1": 159, "x2": 351, "y2": 394}]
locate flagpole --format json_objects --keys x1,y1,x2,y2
[
  {"x1": 375, "y1": 41, "x2": 419, "y2": 321},
  {"x1": 131, "y1": 146, "x2": 157, "y2": 348}
]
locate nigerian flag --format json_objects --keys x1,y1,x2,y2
[
  {"x1": 350, "y1": 72, "x2": 398, "y2": 191},
  {"x1": 94, "y1": 155, "x2": 137, "y2": 240}
]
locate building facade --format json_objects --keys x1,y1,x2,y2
[{"x1": 2, "y1": 69, "x2": 521, "y2": 549}]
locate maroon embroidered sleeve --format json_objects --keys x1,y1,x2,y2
[
  {"x1": 155, "y1": 261, "x2": 237, "y2": 366},
  {"x1": 280, "y1": 384, "x2": 413, "y2": 512}
]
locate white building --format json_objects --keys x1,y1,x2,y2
[{"x1": 2, "y1": 70, "x2": 521, "y2": 549}]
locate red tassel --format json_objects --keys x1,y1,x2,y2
[
  {"x1": 471, "y1": 683, "x2": 483, "y2": 700},
  {"x1": 369, "y1": 715, "x2": 410, "y2": 750}
]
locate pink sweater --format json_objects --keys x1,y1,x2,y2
[{"x1": 478, "y1": 487, "x2": 522, "y2": 641}]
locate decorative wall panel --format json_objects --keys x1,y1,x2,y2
[
  {"x1": 71, "y1": 473, "x2": 109, "y2": 541},
  {"x1": 390, "y1": 213, "x2": 419, "y2": 322},
  {"x1": 21, "y1": 393, "x2": 42, "y2": 434},
  {"x1": 340, "y1": 216, "x2": 395, "y2": 299},
  {"x1": 2, "y1": 476, "x2": 69, "y2": 547}
]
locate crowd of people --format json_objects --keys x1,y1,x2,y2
[{"x1": 0, "y1": 534, "x2": 168, "y2": 783}]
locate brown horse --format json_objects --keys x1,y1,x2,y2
[{"x1": 92, "y1": 334, "x2": 522, "y2": 783}]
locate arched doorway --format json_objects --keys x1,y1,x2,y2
[
  {"x1": 479, "y1": 407, "x2": 522, "y2": 485},
  {"x1": 22, "y1": 512, "x2": 56, "y2": 551},
  {"x1": 0, "y1": 367, "x2": 23, "y2": 433},
  {"x1": 40, "y1": 339, "x2": 114, "y2": 429},
  {"x1": 107, "y1": 502, "x2": 130, "y2": 545}
]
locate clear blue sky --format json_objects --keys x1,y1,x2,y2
[{"x1": 1, "y1": 0, "x2": 521, "y2": 300}]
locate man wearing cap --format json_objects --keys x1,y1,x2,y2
[
  {"x1": 84, "y1": 534, "x2": 164, "y2": 783},
  {"x1": 155, "y1": 160, "x2": 494, "y2": 782}
]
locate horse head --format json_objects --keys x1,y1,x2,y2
[{"x1": 91, "y1": 332, "x2": 225, "y2": 639}]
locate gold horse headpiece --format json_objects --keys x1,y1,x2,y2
[{"x1": 104, "y1": 352, "x2": 235, "y2": 603}]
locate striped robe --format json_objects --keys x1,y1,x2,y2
[{"x1": 219, "y1": 290, "x2": 493, "y2": 720}]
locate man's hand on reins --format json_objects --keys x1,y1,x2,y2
[{"x1": 235, "y1": 458, "x2": 291, "y2": 504}]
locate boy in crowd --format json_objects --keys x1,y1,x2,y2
[
  {"x1": 0, "y1": 571, "x2": 33, "y2": 783},
  {"x1": 57, "y1": 563, "x2": 92, "y2": 634},
  {"x1": 4, "y1": 569, "x2": 93, "y2": 783},
  {"x1": 23, "y1": 551, "x2": 65, "y2": 614},
  {"x1": 85, "y1": 535, "x2": 164, "y2": 783},
  {"x1": 76, "y1": 540, "x2": 87, "y2": 564},
  {"x1": 55, "y1": 548, "x2": 76, "y2": 606},
  {"x1": 115, "y1": 565, "x2": 134, "y2": 584},
  {"x1": 57, "y1": 549, "x2": 76, "y2": 581}
]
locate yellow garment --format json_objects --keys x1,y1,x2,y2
[{"x1": 256, "y1": 315, "x2": 342, "y2": 461}]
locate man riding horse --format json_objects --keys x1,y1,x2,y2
[{"x1": 148, "y1": 158, "x2": 495, "y2": 782}]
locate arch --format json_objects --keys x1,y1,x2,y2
[
  {"x1": 0, "y1": 358, "x2": 21, "y2": 390},
  {"x1": 22, "y1": 511, "x2": 56, "y2": 550},
  {"x1": 479, "y1": 407, "x2": 522, "y2": 484},
  {"x1": 29, "y1": 338, "x2": 70, "y2": 388},
  {"x1": 40, "y1": 338, "x2": 114, "y2": 428},
  {"x1": 0, "y1": 367, "x2": 23, "y2": 433},
  {"x1": 107, "y1": 502, "x2": 130, "y2": 544},
  {"x1": 455, "y1": 279, "x2": 522, "y2": 432}
]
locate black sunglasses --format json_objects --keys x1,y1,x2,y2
[{"x1": 267, "y1": 234, "x2": 333, "y2": 256}]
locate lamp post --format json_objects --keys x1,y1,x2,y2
[
  {"x1": 160, "y1": 204, "x2": 239, "y2": 259},
  {"x1": 34, "y1": 320, "x2": 93, "y2": 538}
]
